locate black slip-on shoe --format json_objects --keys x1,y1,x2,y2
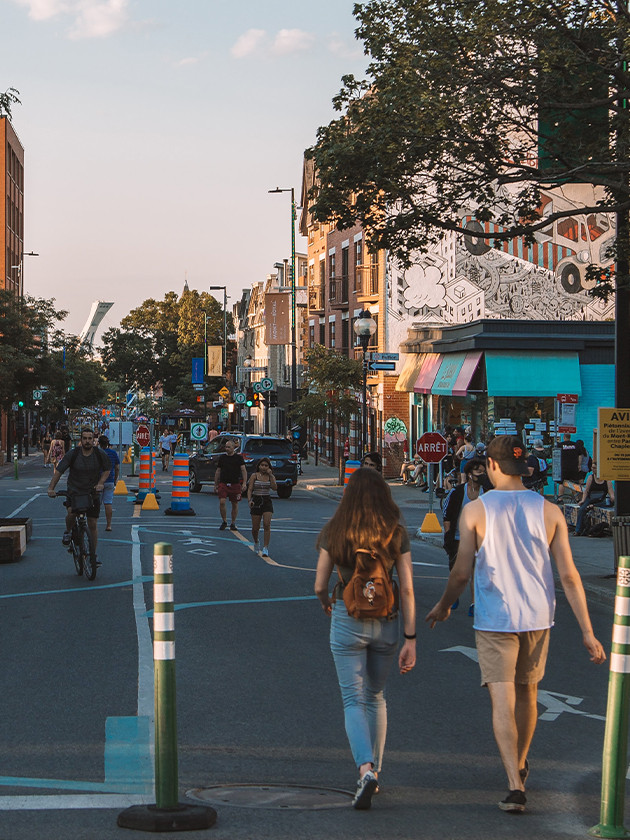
[{"x1": 499, "y1": 789, "x2": 526, "y2": 813}]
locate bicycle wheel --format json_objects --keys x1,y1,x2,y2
[
  {"x1": 71, "y1": 527, "x2": 83, "y2": 576},
  {"x1": 79, "y1": 520, "x2": 97, "y2": 580}
]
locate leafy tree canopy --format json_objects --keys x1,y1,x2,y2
[
  {"x1": 100, "y1": 289, "x2": 234, "y2": 403},
  {"x1": 308, "y1": 0, "x2": 630, "y2": 265},
  {"x1": 0, "y1": 87, "x2": 20, "y2": 118}
]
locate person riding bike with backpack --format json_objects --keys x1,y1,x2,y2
[
  {"x1": 522, "y1": 439, "x2": 549, "y2": 493},
  {"x1": 47, "y1": 427, "x2": 111, "y2": 566},
  {"x1": 314, "y1": 467, "x2": 416, "y2": 810}
]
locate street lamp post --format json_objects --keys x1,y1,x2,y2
[
  {"x1": 268, "y1": 187, "x2": 297, "y2": 404},
  {"x1": 354, "y1": 309, "x2": 377, "y2": 456}
]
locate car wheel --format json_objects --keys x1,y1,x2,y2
[
  {"x1": 277, "y1": 486, "x2": 292, "y2": 499},
  {"x1": 189, "y1": 469, "x2": 202, "y2": 493}
]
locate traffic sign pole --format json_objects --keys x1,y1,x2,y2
[{"x1": 416, "y1": 432, "x2": 447, "y2": 535}]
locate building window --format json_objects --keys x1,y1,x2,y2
[
  {"x1": 319, "y1": 323, "x2": 325, "y2": 344},
  {"x1": 329, "y1": 252, "x2": 336, "y2": 279},
  {"x1": 309, "y1": 324, "x2": 315, "y2": 347},
  {"x1": 354, "y1": 239, "x2": 363, "y2": 290}
]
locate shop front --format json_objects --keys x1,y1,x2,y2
[{"x1": 398, "y1": 320, "x2": 614, "y2": 448}]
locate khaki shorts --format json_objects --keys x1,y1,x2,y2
[{"x1": 475, "y1": 628, "x2": 550, "y2": 686}]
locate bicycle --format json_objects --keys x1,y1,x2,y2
[{"x1": 55, "y1": 491, "x2": 98, "y2": 580}]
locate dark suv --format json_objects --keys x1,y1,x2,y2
[{"x1": 188, "y1": 433, "x2": 298, "y2": 499}]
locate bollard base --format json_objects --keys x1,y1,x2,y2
[
  {"x1": 165, "y1": 508, "x2": 196, "y2": 516},
  {"x1": 589, "y1": 824, "x2": 630, "y2": 838},
  {"x1": 117, "y1": 803, "x2": 217, "y2": 832}
]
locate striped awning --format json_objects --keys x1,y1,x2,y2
[{"x1": 396, "y1": 353, "x2": 428, "y2": 392}]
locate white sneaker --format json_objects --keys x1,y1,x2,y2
[
  {"x1": 352, "y1": 770, "x2": 378, "y2": 810},
  {"x1": 261, "y1": 547, "x2": 269, "y2": 557}
]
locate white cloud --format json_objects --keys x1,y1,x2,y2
[
  {"x1": 271, "y1": 28, "x2": 314, "y2": 56},
  {"x1": 231, "y1": 28, "x2": 266, "y2": 59},
  {"x1": 10, "y1": 0, "x2": 130, "y2": 37},
  {"x1": 327, "y1": 31, "x2": 362, "y2": 59}
]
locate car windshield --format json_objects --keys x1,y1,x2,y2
[
  {"x1": 204, "y1": 437, "x2": 242, "y2": 454},
  {"x1": 244, "y1": 439, "x2": 291, "y2": 456}
]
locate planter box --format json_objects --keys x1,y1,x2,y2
[
  {"x1": 0, "y1": 536, "x2": 19, "y2": 563},
  {"x1": 0, "y1": 525, "x2": 26, "y2": 559},
  {"x1": 0, "y1": 517, "x2": 32, "y2": 541}
]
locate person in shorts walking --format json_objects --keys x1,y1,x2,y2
[
  {"x1": 98, "y1": 435, "x2": 120, "y2": 531},
  {"x1": 247, "y1": 457, "x2": 277, "y2": 556},
  {"x1": 426, "y1": 435, "x2": 605, "y2": 814},
  {"x1": 214, "y1": 438, "x2": 247, "y2": 531}
]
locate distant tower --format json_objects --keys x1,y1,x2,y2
[{"x1": 79, "y1": 301, "x2": 114, "y2": 348}]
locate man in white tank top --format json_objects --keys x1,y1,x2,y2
[{"x1": 426, "y1": 435, "x2": 606, "y2": 814}]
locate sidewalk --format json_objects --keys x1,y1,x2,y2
[{"x1": 298, "y1": 456, "x2": 618, "y2": 608}]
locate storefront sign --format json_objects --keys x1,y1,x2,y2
[{"x1": 597, "y1": 407, "x2": 630, "y2": 480}]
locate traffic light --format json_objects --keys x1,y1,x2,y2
[
  {"x1": 269, "y1": 391, "x2": 278, "y2": 408},
  {"x1": 258, "y1": 392, "x2": 267, "y2": 406},
  {"x1": 245, "y1": 387, "x2": 254, "y2": 408},
  {"x1": 17, "y1": 399, "x2": 24, "y2": 408},
  {"x1": 68, "y1": 371, "x2": 75, "y2": 392},
  {"x1": 252, "y1": 392, "x2": 260, "y2": 407}
]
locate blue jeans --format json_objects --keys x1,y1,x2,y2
[{"x1": 329, "y1": 603, "x2": 399, "y2": 772}]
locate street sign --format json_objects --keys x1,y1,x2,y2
[
  {"x1": 252, "y1": 381, "x2": 263, "y2": 393},
  {"x1": 190, "y1": 422, "x2": 208, "y2": 441},
  {"x1": 260, "y1": 377, "x2": 274, "y2": 391},
  {"x1": 368, "y1": 353, "x2": 399, "y2": 361},
  {"x1": 557, "y1": 393, "x2": 578, "y2": 404},
  {"x1": 234, "y1": 392, "x2": 246, "y2": 405},
  {"x1": 136, "y1": 424, "x2": 150, "y2": 447},
  {"x1": 219, "y1": 387, "x2": 230, "y2": 399},
  {"x1": 220, "y1": 408, "x2": 228, "y2": 419},
  {"x1": 32, "y1": 390, "x2": 42, "y2": 400},
  {"x1": 597, "y1": 407, "x2": 630, "y2": 480},
  {"x1": 417, "y1": 431, "x2": 448, "y2": 463},
  {"x1": 367, "y1": 361, "x2": 396, "y2": 372}
]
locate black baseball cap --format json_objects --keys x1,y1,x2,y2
[{"x1": 486, "y1": 435, "x2": 529, "y2": 476}]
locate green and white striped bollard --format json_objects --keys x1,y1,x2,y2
[{"x1": 590, "y1": 554, "x2": 630, "y2": 839}]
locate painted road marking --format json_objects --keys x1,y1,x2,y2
[
  {"x1": 442, "y1": 645, "x2": 606, "y2": 722},
  {"x1": 0, "y1": 794, "x2": 154, "y2": 810},
  {"x1": 8, "y1": 493, "x2": 41, "y2": 516}
]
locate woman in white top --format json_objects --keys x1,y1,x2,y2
[{"x1": 247, "y1": 458, "x2": 277, "y2": 557}]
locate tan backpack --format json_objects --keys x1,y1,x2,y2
[{"x1": 338, "y1": 545, "x2": 399, "y2": 620}]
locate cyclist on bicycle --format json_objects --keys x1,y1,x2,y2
[{"x1": 47, "y1": 427, "x2": 111, "y2": 563}]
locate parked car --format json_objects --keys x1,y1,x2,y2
[{"x1": 188, "y1": 433, "x2": 298, "y2": 498}]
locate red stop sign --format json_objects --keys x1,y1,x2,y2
[
  {"x1": 416, "y1": 431, "x2": 448, "y2": 463},
  {"x1": 136, "y1": 424, "x2": 150, "y2": 447}
]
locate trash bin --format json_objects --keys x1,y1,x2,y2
[{"x1": 612, "y1": 516, "x2": 630, "y2": 575}]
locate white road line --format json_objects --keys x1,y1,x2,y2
[
  {"x1": 132, "y1": 525, "x2": 154, "y2": 720},
  {"x1": 8, "y1": 493, "x2": 41, "y2": 517}
]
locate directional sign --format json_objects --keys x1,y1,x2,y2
[
  {"x1": 368, "y1": 353, "x2": 399, "y2": 361},
  {"x1": 234, "y1": 392, "x2": 246, "y2": 405},
  {"x1": 260, "y1": 377, "x2": 274, "y2": 391},
  {"x1": 219, "y1": 387, "x2": 230, "y2": 399},
  {"x1": 190, "y1": 422, "x2": 208, "y2": 441},
  {"x1": 417, "y1": 431, "x2": 448, "y2": 463},
  {"x1": 136, "y1": 424, "x2": 150, "y2": 447},
  {"x1": 367, "y1": 361, "x2": 396, "y2": 372},
  {"x1": 32, "y1": 390, "x2": 42, "y2": 401},
  {"x1": 220, "y1": 408, "x2": 229, "y2": 419},
  {"x1": 252, "y1": 381, "x2": 264, "y2": 393}
]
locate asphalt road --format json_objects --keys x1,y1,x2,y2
[{"x1": 0, "y1": 463, "x2": 620, "y2": 839}]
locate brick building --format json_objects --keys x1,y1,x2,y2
[{"x1": 0, "y1": 116, "x2": 25, "y2": 461}]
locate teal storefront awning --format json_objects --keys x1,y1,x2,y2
[
  {"x1": 485, "y1": 351, "x2": 582, "y2": 397},
  {"x1": 432, "y1": 352, "x2": 468, "y2": 395}
]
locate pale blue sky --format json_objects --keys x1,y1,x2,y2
[{"x1": 2, "y1": 0, "x2": 367, "y2": 337}]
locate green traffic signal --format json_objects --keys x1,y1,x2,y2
[{"x1": 17, "y1": 400, "x2": 24, "y2": 407}]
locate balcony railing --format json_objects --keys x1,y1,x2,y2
[
  {"x1": 356, "y1": 263, "x2": 379, "y2": 297},
  {"x1": 308, "y1": 283, "x2": 325, "y2": 312},
  {"x1": 329, "y1": 275, "x2": 349, "y2": 307}
]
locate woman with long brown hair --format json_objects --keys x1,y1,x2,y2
[{"x1": 314, "y1": 468, "x2": 416, "y2": 810}]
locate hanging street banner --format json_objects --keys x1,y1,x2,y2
[
  {"x1": 207, "y1": 346, "x2": 223, "y2": 378},
  {"x1": 264, "y1": 292, "x2": 291, "y2": 345},
  {"x1": 192, "y1": 357, "x2": 204, "y2": 385},
  {"x1": 597, "y1": 407, "x2": 630, "y2": 481}
]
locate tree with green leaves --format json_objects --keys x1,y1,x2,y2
[
  {"x1": 308, "y1": 0, "x2": 629, "y2": 280},
  {"x1": 0, "y1": 87, "x2": 20, "y2": 118},
  {"x1": 288, "y1": 345, "x2": 363, "y2": 483},
  {"x1": 100, "y1": 289, "x2": 233, "y2": 404}
]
